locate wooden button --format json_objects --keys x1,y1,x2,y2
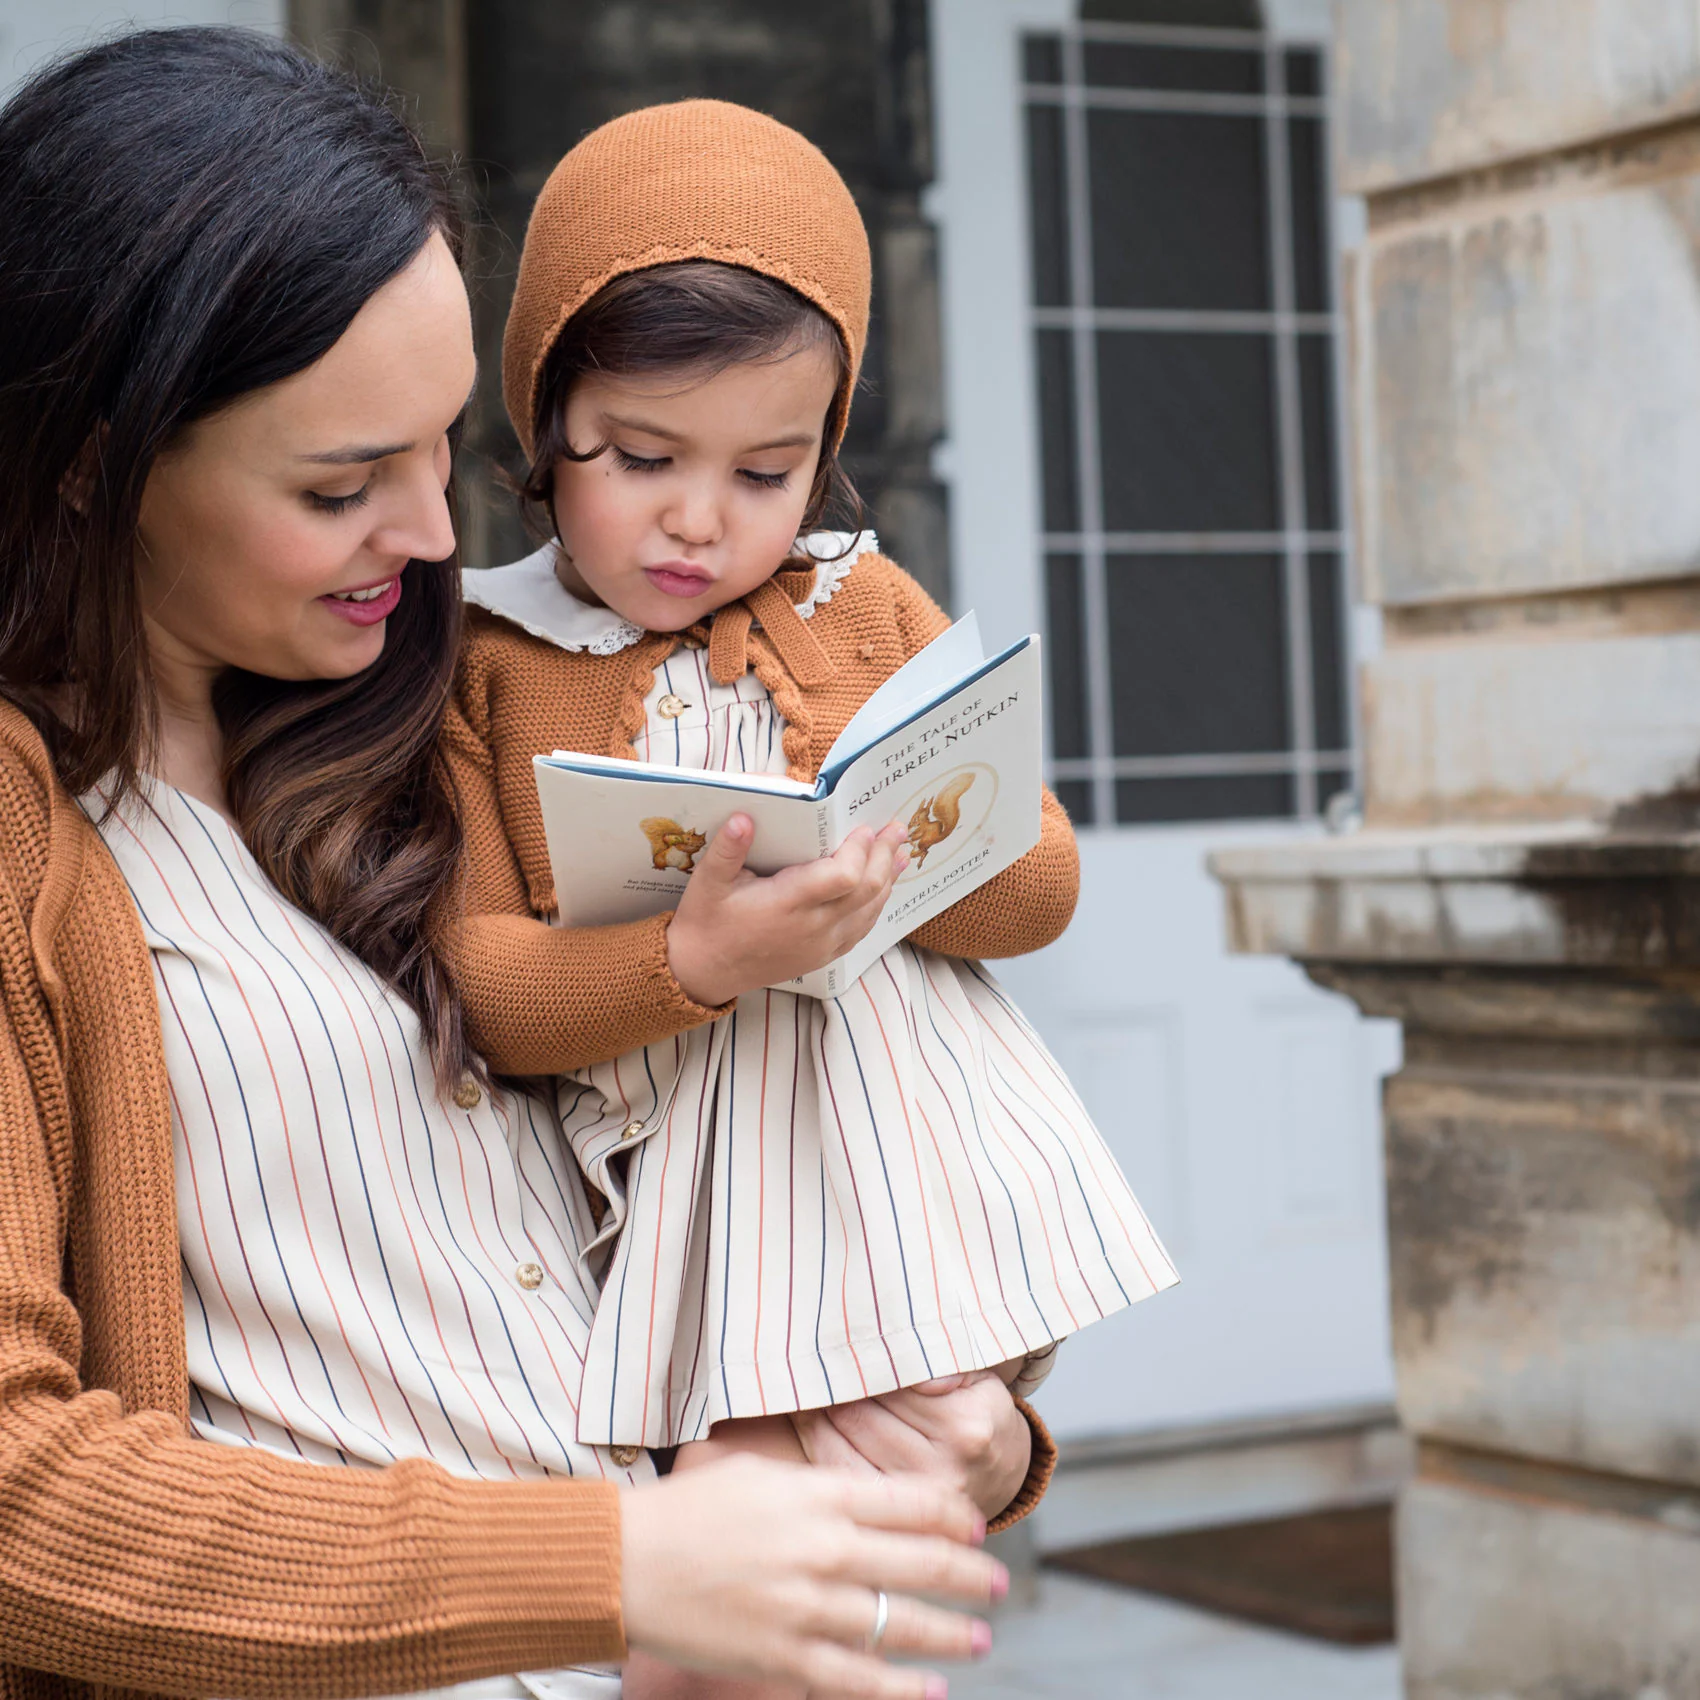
[
  {"x1": 452, "y1": 1078, "x2": 481, "y2": 1109},
  {"x1": 514, "y1": 1261, "x2": 545, "y2": 1291},
  {"x1": 610, "y1": 1444, "x2": 642, "y2": 1467},
  {"x1": 657, "y1": 693, "x2": 689, "y2": 719}
]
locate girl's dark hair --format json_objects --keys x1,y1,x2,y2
[
  {"x1": 0, "y1": 27, "x2": 478, "y2": 1093},
  {"x1": 522, "y1": 261, "x2": 863, "y2": 546}
]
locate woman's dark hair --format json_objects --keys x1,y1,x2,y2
[
  {"x1": 522, "y1": 261, "x2": 863, "y2": 547},
  {"x1": 0, "y1": 27, "x2": 478, "y2": 1093}
]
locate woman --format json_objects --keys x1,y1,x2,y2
[{"x1": 0, "y1": 28, "x2": 1045, "y2": 1700}]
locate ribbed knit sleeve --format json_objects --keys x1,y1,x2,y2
[
  {"x1": 0, "y1": 1409, "x2": 626, "y2": 1698},
  {"x1": 877, "y1": 562, "x2": 1082, "y2": 960},
  {"x1": 0, "y1": 803, "x2": 627, "y2": 1696},
  {"x1": 988, "y1": 1398, "x2": 1058, "y2": 1534},
  {"x1": 440, "y1": 692, "x2": 727, "y2": 1076}
]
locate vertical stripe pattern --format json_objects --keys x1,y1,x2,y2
[
  {"x1": 562, "y1": 659, "x2": 1178, "y2": 1449},
  {"x1": 87, "y1": 781, "x2": 653, "y2": 1495}
]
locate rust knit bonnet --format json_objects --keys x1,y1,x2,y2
[{"x1": 502, "y1": 99, "x2": 872, "y2": 461}]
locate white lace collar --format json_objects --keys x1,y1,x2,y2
[{"x1": 463, "y1": 530, "x2": 877, "y2": 655}]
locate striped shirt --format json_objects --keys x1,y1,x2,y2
[
  {"x1": 501, "y1": 612, "x2": 1181, "y2": 1450},
  {"x1": 86, "y1": 781, "x2": 633, "y2": 1700}
]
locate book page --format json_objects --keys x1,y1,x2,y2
[
  {"x1": 818, "y1": 611, "x2": 984, "y2": 776},
  {"x1": 777, "y1": 637, "x2": 1044, "y2": 997},
  {"x1": 536, "y1": 761, "x2": 829, "y2": 930}
]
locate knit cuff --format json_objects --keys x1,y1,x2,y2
[
  {"x1": 987, "y1": 1398, "x2": 1056, "y2": 1534},
  {"x1": 433, "y1": 1475, "x2": 627, "y2": 1670},
  {"x1": 650, "y1": 910, "x2": 735, "y2": 1025}
]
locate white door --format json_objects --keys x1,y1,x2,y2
[{"x1": 928, "y1": 0, "x2": 1398, "y2": 1442}]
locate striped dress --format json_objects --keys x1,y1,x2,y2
[
  {"x1": 85, "y1": 780, "x2": 631, "y2": 1700},
  {"x1": 471, "y1": 540, "x2": 1179, "y2": 1452}
]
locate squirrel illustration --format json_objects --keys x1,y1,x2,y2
[
  {"x1": 904, "y1": 771, "x2": 977, "y2": 870},
  {"x1": 639, "y1": 817, "x2": 709, "y2": 873}
]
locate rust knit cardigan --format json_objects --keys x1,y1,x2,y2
[
  {"x1": 0, "y1": 702, "x2": 627, "y2": 1700},
  {"x1": 444, "y1": 550, "x2": 1081, "y2": 1079}
]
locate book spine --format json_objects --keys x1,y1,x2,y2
[{"x1": 815, "y1": 795, "x2": 840, "y2": 861}]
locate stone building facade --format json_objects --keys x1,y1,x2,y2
[{"x1": 1214, "y1": 2, "x2": 1700, "y2": 1693}]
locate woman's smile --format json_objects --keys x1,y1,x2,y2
[{"x1": 321, "y1": 571, "x2": 404, "y2": 624}]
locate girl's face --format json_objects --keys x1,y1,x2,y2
[
  {"x1": 549, "y1": 341, "x2": 840, "y2": 631},
  {"x1": 134, "y1": 232, "x2": 476, "y2": 693}
]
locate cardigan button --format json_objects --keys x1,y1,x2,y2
[
  {"x1": 452, "y1": 1078, "x2": 482, "y2": 1110},
  {"x1": 657, "y1": 693, "x2": 690, "y2": 719},
  {"x1": 514, "y1": 1261, "x2": 546, "y2": 1291},
  {"x1": 610, "y1": 1444, "x2": 643, "y2": 1467}
]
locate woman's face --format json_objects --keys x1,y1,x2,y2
[{"x1": 135, "y1": 231, "x2": 475, "y2": 691}]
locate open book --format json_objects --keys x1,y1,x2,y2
[{"x1": 534, "y1": 615, "x2": 1044, "y2": 997}]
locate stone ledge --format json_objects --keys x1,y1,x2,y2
[
  {"x1": 1210, "y1": 825, "x2": 1700, "y2": 968},
  {"x1": 1399, "y1": 1465, "x2": 1700, "y2": 1699},
  {"x1": 1304, "y1": 964, "x2": 1700, "y2": 1045}
]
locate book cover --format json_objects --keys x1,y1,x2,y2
[{"x1": 533, "y1": 622, "x2": 1043, "y2": 997}]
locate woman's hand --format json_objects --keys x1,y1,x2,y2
[
  {"x1": 791, "y1": 1373, "x2": 1033, "y2": 1520},
  {"x1": 619, "y1": 1453, "x2": 1004, "y2": 1698},
  {"x1": 666, "y1": 815, "x2": 909, "y2": 1007}
]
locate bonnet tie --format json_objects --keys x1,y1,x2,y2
[{"x1": 701, "y1": 567, "x2": 837, "y2": 689}]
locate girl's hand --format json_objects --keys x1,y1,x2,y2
[
  {"x1": 666, "y1": 815, "x2": 909, "y2": 1007},
  {"x1": 619, "y1": 1453, "x2": 1004, "y2": 1698},
  {"x1": 791, "y1": 1374, "x2": 1033, "y2": 1520}
]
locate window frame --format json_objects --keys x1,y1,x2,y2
[{"x1": 1023, "y1": 17, "x2": 1353, "y2": 828}]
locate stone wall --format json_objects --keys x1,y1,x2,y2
[
  {"x1": 1215, "y1": 1, "x2": 1700, "y2": 1693},
  {"x1": 1336, "y1": 0, "x2": 1700, "y2": 826}
]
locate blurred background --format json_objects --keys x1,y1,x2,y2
[{"x1": 9, "y1": 2, "x2": 1700, "y2": 1696}]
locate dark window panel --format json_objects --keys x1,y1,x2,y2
[
  {"x1": 1082, "y1": 42, "x2": 1263, "y2": 93},
  {"x1": 1287, "y1": 115, "x2": 1331, "y2": 313},
  {"x1": 1097, "y1": 332, "x2": 1281, "y2": 532},
  {"x1": 1025, "y1": 102, "x2": 1071, "y2": 308},
  {"x1": 1055, "y1": 779, "x2": 1096, "y2": 825},
  {"x1": 1082, "y1": 0, "x2": 1261, "y2": 25},
  {"x1": 1024, "y1": 33, "x2": 1064, "y2": 84},
  {"x1": 1106, "y1": 553, "x2": 1290, "y2": 757},
  {"x1": 1298, "y1": 334, "x2": 1339, "y2": 531},
  {"x1": 1308, "y1": 551, "x2": 1348, "y2": 754},
  {"x1": 1284, "y1": 47, "x2": 1323, "y2": 97},
  {"x1": 1046, "y1": 554, "x2": 1091, "y2": 761},
  {"x1": 1020, "y1": 103, "x2": 1074, "y2": 309},
  {"x1": 1036, "y1": 329, "x2": 1080, "y2": 532},
  {"x1": 1116, "y1": 772, "x2": 1294, "y2": 824},
  {"x1": 1087, "y1": 110, "x2": 1271, "y2": 311}
]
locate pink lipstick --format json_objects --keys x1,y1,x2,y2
[{"x1": 320, "y1": 573, "x2": 403, "y2": 626}]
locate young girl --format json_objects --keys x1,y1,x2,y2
[{"x1": 447, "y1": 92, "x2": 1176, "y2": 1559}]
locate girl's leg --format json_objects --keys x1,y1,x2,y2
[{"x1": 621, "y1": 1417, "x2": 809, "y2": 1700}]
